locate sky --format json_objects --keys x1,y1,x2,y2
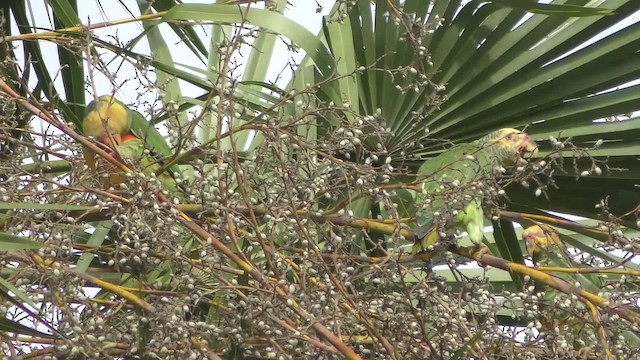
[{"x1": 19, "y1": 1, "x2": 335, "y2": 110}]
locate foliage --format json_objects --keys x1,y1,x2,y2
[{"x1": 1, "y1": 0, "x2": 640, "y2": 359}]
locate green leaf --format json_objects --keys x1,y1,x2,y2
[
  {"x1": 450, "y1": 331, "x2": 483, "y2": 360},
  {"x1": 388, "y1": 189, "x2": 416, "y2": 219},
  {"x1": 139, "y1": 2, "x2": 189, "y2": 130},
  {"x1": 0, "y1": 232, "x2": 44, "y2": 251},
  {"x1": 48, "y1": 0, "x2": 85, "y2": 119},
  {"x1": 150, "y1": 0, "x2": 209, "y2": 60},
  {"x1": 489, "y1": 0, "x2": 616, "y2": 16},
  {"x1": 76, "y1": 221, "x2": 113, "y2": 273},
  {"x1": 163, "y1": 4, "x2": 336, "y2": 80},
  {"x1": 492, "y1": 219, "x2": 525, "y2": 290},
  {"x1": 46, "y1": 0, "x2": 79, "y2": 26},
  {"x1": 0, "y1": 202, "x2": 94, "y2": 211},
  {"x1": 0, "y1": 317, "x2": 54, "y2": 338},
  {"x1": 0, "y1": 283, "x2": 60, "y2": 336}
]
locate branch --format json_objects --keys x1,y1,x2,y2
[{"x1": 454, "y1": 246, "x2": 640, "y2": 324}]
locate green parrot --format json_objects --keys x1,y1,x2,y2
[
  {"x1": 82, "y1": 95, "x2": 182, "y2": 195},
  {"x1": 82, "y1": 95, "x2": 132, "y2": 171},
  {"x1": 413, "y1": 128, "x2": 537, "y2": 257},
  {"x1": 523, "y1": 224, "x2": 601, "y2": 293},
  {"x1": 83, "y1": 95, "x2": 131, "y2": 143},
  {"x1": 107, "y1": 132, "x2": 183, "y2": 195},
  {"x1": 523, "y1": 225, "x2": 640, "y2": 348}
]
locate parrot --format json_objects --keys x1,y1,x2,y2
[
  {"x1": 82, "y1": 95, "x2": 132, "y2": 171},
  {"x1": 523, "y1": 224, "x2": 601, "y2": 293},
  {"x1": 82, "y1": 95, "x2": 182, "y2": 195},
  {"x1": 412, "y1": 128, "x2": 537, "y2": 257},
  {"x1": 91, "y1": 132, "x2": 183, "y2": 195},
  {"x1": 522, "y1": 225, "x2": 640, "y2": 349},
  {"x1": 114, "y1": 132, "x2": 183, "y2": 195}
]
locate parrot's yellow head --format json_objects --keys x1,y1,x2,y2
[
  {"x1": 83, "y1": 95, "x2": 131, "y2": 144},
  {"x1": 484, "y1": 128, "x2": 538, "y2": 164},
  {"x1": 522, "y1": 224, "x2": 560, "y2": 258}
]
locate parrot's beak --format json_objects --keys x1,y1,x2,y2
[
  {"x1": 517, "y1": 136, "x2": 538, "y2": 160},
  {"x1": 522, "y1": 136, "x2": 538, "y2": 154},
  {"x1": 523, "y1": 234, "x2": 532, "y2": 248},
  {"x1": 522, "y1": 231, "x2": 540, "y2": 257}
]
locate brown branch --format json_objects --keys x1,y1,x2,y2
[
  {"x1": 158, "y1": 193, "x2": 363, "y2": 359},
  {"x1": 454, "y1": 246, "x2": 640, "y2": 324}
]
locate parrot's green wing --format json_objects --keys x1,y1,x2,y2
[
  {"x1": 526, "y1": 226, "x2": 602, "y2": 294},
  {"x1": 412, "y1": 128, "x2": 537, "y2": 256},
  {"x1": 129, "y1": 109, "x2": 172, "y2": 158},
  {"x1": 118, "y1": 136, "x2": 182, "y2": 196},
  {"x1": 536, "y1": 245, "x2": 602, "y2": 295},
  {"x1": 129, "y1": 108, "x2": 186, "y2": 181},
  {"x1": 413, "y1": 141, "x2": 493, "y2": 253}
]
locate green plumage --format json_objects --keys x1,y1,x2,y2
[
  {"x1": 118, "y1": 136, "x2": 182, "y2": 195},
  {"x1": 414, "y1": 143, "x2": 485, "y2": 242},
  {"x1": 527, "y1": 227, "x2": 601, "y2": 294},
  {"x1": 413, "y1": 130, "x2": 519, "y2": 254}
]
